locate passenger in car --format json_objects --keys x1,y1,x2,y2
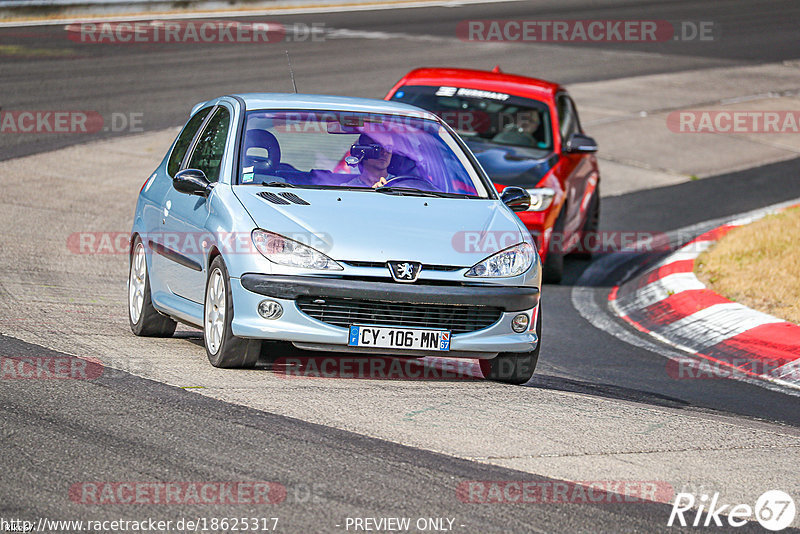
[{"x1": 492, "y1": 110, "x2": 546, "y2": 148}]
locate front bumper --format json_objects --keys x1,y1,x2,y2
[
  {"x1": 230, "y1": 274, "x2": 540, "y2": 358},
  {"x1": 241, "y1": 274, "x2": 539, "y2": 311}
]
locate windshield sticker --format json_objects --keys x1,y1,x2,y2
[
  {"x1": 243, "y1": 172, "x2": 254, "y2": 183},
  {"x1": 436, "y1": 86, "x2": 510, "y2": 101}
]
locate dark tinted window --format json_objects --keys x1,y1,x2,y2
[
  {"x1": 187, "y1": 106, "x2": 231, "y2": 183},
  {"x1": 167, "y1": 107, "x2": 212, "y2": 176}
]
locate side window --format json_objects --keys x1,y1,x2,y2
[
  {"x1": 557, "y1": 95, "x2": 578, "y2": 145},
  {"x1": 186, "y1": 107, "x2": 231, "y2": 183},
  {"x1": 567, "y1": 97, "x2": 582, "y2": 133},
  {"x1": 167, "y1": 107, "x2": 212, "y2": 177}
]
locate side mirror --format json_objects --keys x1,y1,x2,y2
[
  {"x1": 500, "y1": 186, "x2": 531, "y2": 212},
  {"x1": 173, "y1": 168, "x2": 211, "y2": 197},
  {"x1": 564, "y1": 133, "x2": 598, "y2": 153}
]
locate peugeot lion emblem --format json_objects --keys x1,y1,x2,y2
[{"x1": 387, "y1": 261, "x2": 422, "y2": 282}]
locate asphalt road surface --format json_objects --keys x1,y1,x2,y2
[
  {"x1": 5, "y1": 333, "x2": 761, "y2": 534},
  {"x1": 1, "y1": 0, "x2": 799, "y2": 532}
]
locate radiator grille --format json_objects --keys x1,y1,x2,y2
[
  {"x1": 342, "y1": 261, "x2": 463, "y2": 272},
  {"x1": 296, "y1": 297, "x2": 502, "y2": 334}
]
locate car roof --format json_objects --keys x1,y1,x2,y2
[
  {"x1": 232, "y1": 93, "x2": 439, "y2": 119},
  {"x1": 393, "y1": 68, "x2": 564, "y2": 101}
]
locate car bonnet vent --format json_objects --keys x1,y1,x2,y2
[
  {"x1": 279, "y1": 192, "x2": 310, "y2": 205},
  {"x1": 258, "y1": 192, "x2": 291, "y2": 205}
]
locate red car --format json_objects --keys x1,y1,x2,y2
[{"x1": 385, "y1": 67, "x2": 600, "y2": 283}]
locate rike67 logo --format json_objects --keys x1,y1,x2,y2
[{"x1": 668, "y1": 490, "x2": 796, "y2": 531}]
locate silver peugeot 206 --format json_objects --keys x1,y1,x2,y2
[{"x1": 128, "y1": 93, "x2": 542, "y2": 384}]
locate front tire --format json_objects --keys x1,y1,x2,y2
[
  {"x1": 480, "y1": 303, "x2": 542, "y2": 385},
  {"x1": 573, "y1": 186, "x2": 600, "y2": 260},
  {"x1": 204, "y1": 256, "x2": 261, "y2": 368},
  {"x1": 542, "y1": 206, "x2": 566, "y2": 284},
  {"x1": 128, "y1": 236, "x2": 177, "y2": 337}
]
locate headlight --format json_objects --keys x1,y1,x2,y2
[
  {"x1": 252, "y1": 229, "x2": 342, "y2": 270},
  {"x1": 465, "y1": 242, "x2": 534, "y2": 278},
  {"x1": 525, "y1": 187, "x2": 555, "y2": 211}
]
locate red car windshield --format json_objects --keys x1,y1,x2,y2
[
  {"x1": 239, "y1": 110, "x2": 491, "y2": 198},
  {"x1": 390, "y1": 85, "x2": 553, "y2": 151}
]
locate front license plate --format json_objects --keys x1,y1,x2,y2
[{"x1": 348, "y1": 325, "x2": 451, "y2": 351}]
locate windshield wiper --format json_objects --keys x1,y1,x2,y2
[
  {"x1": 374, "y1": 186, "x2": 449, "y2": 198},
  {"x1": 260, "y1": 181, "x2": 295, "y2": 187},
  {"x1": 375, "y1": 187, "x2": 477, "y2": 199}
]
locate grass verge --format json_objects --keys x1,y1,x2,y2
[{"x1": 696, "y1": 206, "x2": 800, "y2": 325}]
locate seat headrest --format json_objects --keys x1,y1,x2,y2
[{"x1": 243, "y1": 129, "x2": 281, "y2": 170}]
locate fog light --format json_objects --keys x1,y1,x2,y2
[
  {"x1": 511, "y1": 313, "x2": 529, "y2": 333},
  {"x1": 258, "y1": 300, "x2": 283, "y2": 320}
]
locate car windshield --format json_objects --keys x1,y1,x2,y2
[
  {"x1": 390, "y1": 85, "x2": 553, "y2": 151},
  {"x1": 238, "y1": 110, "x2": 490, "y2": 198}
]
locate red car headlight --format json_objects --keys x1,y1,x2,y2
[{"x1": 524, "y1": 187, "x2": 556, "y2": 212}]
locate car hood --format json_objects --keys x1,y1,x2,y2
[
  {"x1": 234, "y1": 187, "x2": 527, "y2": 266},
  {"x1": 465, "y1": 138, "x2": 558, "y2": 187}
]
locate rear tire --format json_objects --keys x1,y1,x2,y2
[
  {"x1": 128, "y1": 236, "x2": 177, "y2": 337},
  {"x1": 204, "y1": 256, "x2": 261, "y2": 368},
  {"x1": 480, "y1": 304, "x2": 542, "y2": 385}
]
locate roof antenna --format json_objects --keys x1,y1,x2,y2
[{"x1": 285, "y1": 50, "x2": 298, "y2": 94}]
